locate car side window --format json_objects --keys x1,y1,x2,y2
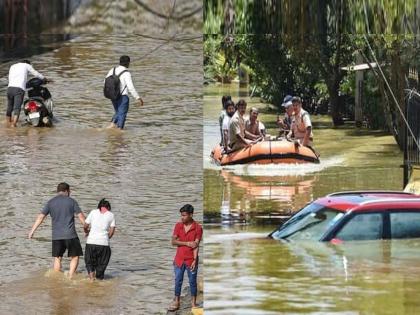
[
  {"x1": 335, "y1": 213, "x2": 383, "y2": 241},
  {"x1": 390, "y1": 212, "x2": 420, "y2": 239}
]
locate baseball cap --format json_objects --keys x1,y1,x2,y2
[{"x1": 282, "y1": 95, "x2": 293, "y2": 107}]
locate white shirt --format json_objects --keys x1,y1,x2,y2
[
  {"x1": 86, "y1": 209, "x2": 116, "y2": 246},
  {"x1": 8, "y1": 62, "x2": 44, "y2": 90},
  {"x1": 259, "y1": 121, "x2": 266, "y2": 133},
  {"x1": 106, "y1": 65, "x2": 140, "y2": 100},
  {"x1": 222, "y1": 115, "x2": 232, "y2": 144}
]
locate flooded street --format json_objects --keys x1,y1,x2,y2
[
  {"x1": 0, "y1": 34, "x2": 202, "y2": 314},
  {"x1": 205, "y1": 233, "x2": 420, "y2": 314},
  {"x1": 204, "y1": 84, "x2": 403, "y2": 220},
  {"x1": 203, "y1": 84, "x2": 415, "y2": 313}
]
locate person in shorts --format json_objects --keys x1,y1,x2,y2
[
  {"x1": 84, "y1": 198, "x2": 116, "y2": 280},
  {"x1": 28, "y1": 182, "x2": 86, "y2": 279}
]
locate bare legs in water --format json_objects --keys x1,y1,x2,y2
[{"x1": 53, "y1": 256, "x2": 79, "y2": 279}]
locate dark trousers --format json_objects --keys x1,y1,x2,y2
[
  {"x1": 6, "y1": 87, "x2": 25, "y2": 117},
  {"x1": 84, "y1": 244, "x2": 111, "y2": 279},
  {"x1": 174, "y1": 261, "x2": 198, "y2": 297},
  {"x1": 111, "y1": 95, "x2": 129, "y2": 129}
]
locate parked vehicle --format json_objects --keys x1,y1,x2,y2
[
  {"x1": 269, "y1": 191, "x2": 420, "y2": 242},
  {"x1": 23, "y1": 78, "x2": 53, "y2": 127}
]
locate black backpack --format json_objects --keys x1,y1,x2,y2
[{"x1": 103, "y1": 67, "x2": 127, "y2": 101}]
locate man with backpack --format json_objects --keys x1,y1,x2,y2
[{"x1": 104, "y1": 55, "x2": 143, "y2": 130}]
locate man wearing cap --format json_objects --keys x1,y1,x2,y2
[
  {"x1": 277, "y1": 95, "x2": 294, "y2": 135},
  {"x1": 287, "y1": 96, "x2": 313, "y2": 147}
]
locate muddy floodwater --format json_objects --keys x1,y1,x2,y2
[
  {"x1": 0, "y1": 34, "x2": 202, "y2": 314},
  {"x1": 203, "y1": 83, "x2": 417, "y2": 314},
  {"x1": 205, "y1": 233, "x2": 420, "y2": 314}
]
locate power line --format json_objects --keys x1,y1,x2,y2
[{"x1": 132, "y1": 0, "x2": 201, "y2": 21}]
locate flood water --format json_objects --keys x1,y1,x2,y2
[
  {"x1": 203, "y1": 83, "x2": 418, "y2": 314},
  {"x1": 205, "y1": 234, "x2": 420, "y2": 314},
  {"x1": 0, "y1": 33, "x2": 202, "y2": 314}
]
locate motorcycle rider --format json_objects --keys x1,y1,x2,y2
[{"x1": 6, "y1": 60, "x2": 48, "y2": 127}]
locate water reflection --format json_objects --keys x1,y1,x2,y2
[
  {"x1": 214, "y1": 170, "x2": 315, "y2": 225},
  {"x1": 204, "y1": 82, "x2": 405, "y2": 313}
]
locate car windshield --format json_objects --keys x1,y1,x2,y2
[{"x1": 271, "y1": 203, "x2": 344, "y2": 241}]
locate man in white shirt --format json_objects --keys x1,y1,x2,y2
[
  {"x1": 222, "y1": 99, "x2": 235, "y2": 152},
  {"x1": 6, "y1": 60, "x2": 47, "y2": 127},
  {"x1": 105, "y1": 55, "x2": 144, "y2": 130},
  {"x1": 84, "y1": 198, "x2": 116, "y2": 280}
]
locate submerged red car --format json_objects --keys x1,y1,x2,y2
[{"x1": 269, "y1": 191, "x2": 420, "y2": 241}]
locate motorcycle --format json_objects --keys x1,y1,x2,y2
[{"x1": 23, "y1": 78, "x2": 53, "y2": 127}]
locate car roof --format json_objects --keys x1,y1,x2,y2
[{"x1": 315, "y1": 191, "x2": 420, "y2": 212}]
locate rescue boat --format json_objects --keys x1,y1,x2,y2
[{"x1": 211, "y1": 139, "x2": 320, "y2": 165}]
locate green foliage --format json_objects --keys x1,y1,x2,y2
[
  {"x1": 314, "y1": 82, "x2": 329, "y2": 103},
  {"x1": 362, "y1": 72, "x2": 388, "y2": 130},
  {"x1": 204, "y1": 0, "x2": 420, "y2": 133},
  {"x1": 203, "y1": 0, "x2": 224, "y2": 34},
  {"x1": 238, "y1": 35, "x2": 296, "y2": 107},
  {"x1": 204, "y1": 35, "x2": 236, "y2": 82}
]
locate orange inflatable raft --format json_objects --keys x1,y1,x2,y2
[{"x1": 211, "y1": 140, "x2": 320, "y2": 165}]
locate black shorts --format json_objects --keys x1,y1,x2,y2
[
  {"x1": 52, "y1": 237, "x2": 83, "y2": 257},
  {"x1": 84, "y1": 244, "x2": 111, "y2": 279}
]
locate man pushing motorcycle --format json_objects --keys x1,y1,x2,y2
[{"x1": 5, "y1": 60, "x2": 50, "y2": 127}]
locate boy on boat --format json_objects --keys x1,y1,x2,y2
[
  {"x1": 222, "y1": 99, "x2": 236, "y2": 152},
  {"x1": 84, "y1": 198, "x2": 116, "y2": 280},
  {"x1": 219, "y1": 95, "x2": 232, "y2": 145}
]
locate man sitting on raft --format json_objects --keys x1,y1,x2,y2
[
  {"x1": 245, "y1": 107, "x2": 265, "y2": 140},
  {"x1": 286, "y1": 96, "x2": 313, "y2": 147},
  {"x1": 222, "y1": 100, "x2": 236, "y2": 152},
  {"x1": 219, "y1": 95, "x2": 232, "y2": 145},
  {"x1": 229, "y1": 99, "x2": 255, "y2": 152}
]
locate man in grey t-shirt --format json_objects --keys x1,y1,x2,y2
[{"x1": 29, "y1": 182, "x2": 86, "y2": 278}]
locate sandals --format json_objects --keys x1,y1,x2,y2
[{"x1": 167, "y1": 302, "x2": 180, "y2": 312}]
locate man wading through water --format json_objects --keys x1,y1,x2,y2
[
  {"x1": 104, "y1": 55, "x2": 144, "y2": 130},
  {"x1": 168, "y1": 204, "x2": 202, "y2": 312},
  {"x1": 6, "y1": 60, "x2": 49, "y2": 127},
  {"x1": 28, "y1": 182, "x2": 86, "y2": 279}
]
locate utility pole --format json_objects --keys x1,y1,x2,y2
[{"x1": 355, "y1": 52, "x2": 363, "y2": 128}]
